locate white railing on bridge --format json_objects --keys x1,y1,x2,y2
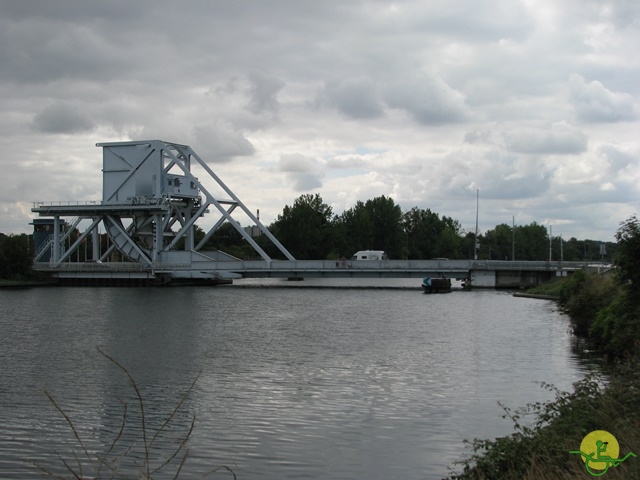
[{"x1": 34, "y1": 258, "x2": 592, "y2": 276}]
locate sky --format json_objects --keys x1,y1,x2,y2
[{"x1": 1, "y1": 0, "x2": 638, "y2": 241}]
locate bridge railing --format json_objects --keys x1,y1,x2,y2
[
  {"x1": 471, "y1": 260, "x2": 590, "y2": 270},
  {"x1": 218, "y1": 259, "x2": 473, "y2": 272}
]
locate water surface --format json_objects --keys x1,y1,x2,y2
[{"x1": 0, "y1": 282, "x2": 590, "y2": 479}]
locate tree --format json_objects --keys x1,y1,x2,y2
[
  {"x1": 270, "y1": 194, "x2": 333, "y2": 259},
  {"x1": 333, "y1": 201, "x2": 374, "y2": 259},
  {"x1": 614, "y1": 215, "x2": 640, "y2": 295},
  {"x1": 514, "y1": 223, "x2": 549, "y2": 260},
  {"x1": 481, "y1": 223, "x2": 515, "y2": 260},
  {"x1": 364, "y1": 196, "x2": 405, "y2": 259},
  {"x1": 436, "y1": 216, "x2": 464, "y2": 259},
  {"x1": 0, "y1": 233, "x2": 34, "y2": 279},
  {"x1": 586, "y1": 215, "x2": 640, "y2": 358}
]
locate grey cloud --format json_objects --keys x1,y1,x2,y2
[
  {"x1": 279, "y1": 153, "x2": 324, "y2": 191},
  {"x1": 0, "y1": 16, "x2": 129, "y2": 85},
  {"x1": 597, "y1": 145, "x2": 637, "y2": 172},
  {"x1": 410, "y1": 1, "x2": 534, "y2": 42},
  {"x1": 481, "y1": 173, "x2": 551, "y2": 200},
  {"x1": 193, "y1": 123, "x2": 255, "y2": 162},
  {"x1": 438, "y1": 147, "x2": 553, "y2": 201},
  {"x1": 568, "y1": 74, "x2": 636, "y2": 123},
  {"x1": 464, "y1": 130, "x2": 498, "y2": 145},
  {"x1": 246, "y1": 73, "x2": 285, "y2": 114},
  {"x1": 504, "y1": 124, "x2": 588, "y2": 155},
  {"x1": 32, "y1": 103, "x2": 95, "y2": 134},
  {"x1": 326, "y1": 156, "x2": 369, "y2": 169},
  {"x1": 317, "y1": 77, "x2": 384, "y2": 119},
  {"x1": 287, "y1": 172, "x2": 324, "y2": 191},
  {"x1": 1, "y1": 1, "x2": 638, "y2": 240},
  {"x1": 279, "y1": 153, "x2": 322, "y2": 173},
  {"x1": 384, "y1": 75, "x2": 469, "y2": 124}
]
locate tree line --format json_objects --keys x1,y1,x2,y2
[
  {"x1": 0, "y1": 194, "x2": 618, "y2": 280},
  {"x1": 246, "y1": 193, "x2": 617, "y2": 261}
]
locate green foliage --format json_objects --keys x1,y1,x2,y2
[
  {"x1": 560, "y1": 272, "x2": 617, "y2": 338},
  {"x1": 403, "y1": 207, "x2": 463, "y2": 259},
  {"x1": 614, "y1": 215, "x2": 640, "y2": 296},
  {"x1": 590, "y1": 291, "x2": 640, "y2": 360},
  {"x1": 479, "y1": 222, "x2": 564, "y2": 261},
  {"x1": 364, "y1": 196, "x2": 405, "y2": 259},
  {"x1": 271, "y1": 193, "x2": 334, "y2": 259},
  {"x1": 333, "y1": 200, "x2": 374, "y2": 258},
  {"x1": 481, "y1": 223, "x2": 514, "y2": 260},
  {"x1": 448, "y1": 368, "x2": 640, "y2": 479},
  {"x1": 524, "y1": 278, "x2": 566, "y2": 297},
  {"x1": 0, "y1": 233, "x2": 34, "y2": 280},
  {"x1": 561, "y1": 237, "x2": 617, "y2": 262},
  {"x1": 549, "y1": 215, "x2": 640, "y2": 360}
]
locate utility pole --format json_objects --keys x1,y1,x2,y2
[
  {"x1": 549, "y1": 225, "x2": 552, "y2": 261},
  {"x1": 474, "y1": 189, "x2": 479, "y2": 260},
  {"x1": 512, "y1": 215, "x2": 515, "y2": 261}
]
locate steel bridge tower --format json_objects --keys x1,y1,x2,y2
[{"x1": 32, "y1": 140, "x2": 294, "y2": 281}]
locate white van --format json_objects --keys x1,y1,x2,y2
[{"x1": 351, "y1": 250, "x2": 388, "y2": 260}]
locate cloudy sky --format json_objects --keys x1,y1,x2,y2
[{"x1": 1, "y1": 0, "x2": 638, "y2": 241}]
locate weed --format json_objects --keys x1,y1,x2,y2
[{"x1": 33, "y1": 347, "x2": 235, "y2": 479}]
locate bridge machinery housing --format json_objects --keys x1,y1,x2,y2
[{"x1": 31, "y1": 140, "x2": 294, "y2": 284}]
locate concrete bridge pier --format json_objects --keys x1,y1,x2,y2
[{"x1": 467, "y1": 268, "x2": 561, "y2": 289}]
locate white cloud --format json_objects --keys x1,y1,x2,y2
[
  {"x1": 192, "y1": 122, "x2": 255, "y2": 162},
  {"x1": 568, "y1": 74, "x2": 637, "y2": 122},
  {"x1": 0, "y1": 0, "x2": 638, "y2": 242},
  {"x1": 279, "y1": 153, "x2": 325, "y2": 191}
]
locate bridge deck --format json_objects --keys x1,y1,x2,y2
[{"x1": 34, "y1": 259, "x2": 584, "y2": 280}]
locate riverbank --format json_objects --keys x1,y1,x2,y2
[
  {"x1": 446, "y1": 362, "x2": 640, "y2": 479},
  {"x1": 512, "y1": 291, "x2": 559, "y2": 300},
  {"x1": 446, "y1": 270, "x2": 640, "y2": 479},
  {"x1": 0, "y1": 279, "x2": 55, "y2": 288}
]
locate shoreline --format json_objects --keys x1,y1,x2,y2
[
  {"x1": 512, "y1": 291, "x2": 559, "y2": 300},
  {"x1": 0, "y1": 281, "x2": 55, "y2": 289}
]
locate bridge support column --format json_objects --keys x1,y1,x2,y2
[
  {"x1": 469, "y1": 270, "x2": 496, "y2": 288},
  {"x1": 92, "y1": 223, "x2": 100, "y2": 260},
  {"x1": 53, "y1": 216, "x2": 62, "y2": 263}
]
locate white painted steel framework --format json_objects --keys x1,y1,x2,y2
[{"x1": 32, "y1": 140, "x2": 294, "y2": 278}]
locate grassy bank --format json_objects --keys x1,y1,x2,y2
[
  {"x1": 446, "y1": 217, "x2": 640, "y2": 479},
  {"x1": 446, "y1": 272, "x2": 640, "y2": 478},
  {"x1": 446, "y1": 365, "x2": 640, "y2": 479}
]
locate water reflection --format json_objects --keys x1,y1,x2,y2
[{"x1": 0, "y1": 286, "x2": 592, "y2": 479}]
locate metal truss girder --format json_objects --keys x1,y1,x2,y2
[
  {"x1": 172, "y1": 144, "x2": 295, "y2": 261},
  {"x1": 52, "y1": 216, "x2": 102, "y2": 266}
]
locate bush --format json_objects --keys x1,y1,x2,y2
[
  {"x1": 447, "y1": 366, "x2": 640, "y2": 480},
  {"x1": 590, "y1": 291, "x2": 640, "y2": 360},
  {"x1": 561, "y1": 273, "x2": 617, "y2": 337}
]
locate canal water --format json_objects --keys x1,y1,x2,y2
[{"x1": 0, "y1": 281, "x2": 591, "y2": 479}]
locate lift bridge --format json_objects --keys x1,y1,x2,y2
[{"x1": 32, "y1": 140, "x2": 579, "y2": 287}]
